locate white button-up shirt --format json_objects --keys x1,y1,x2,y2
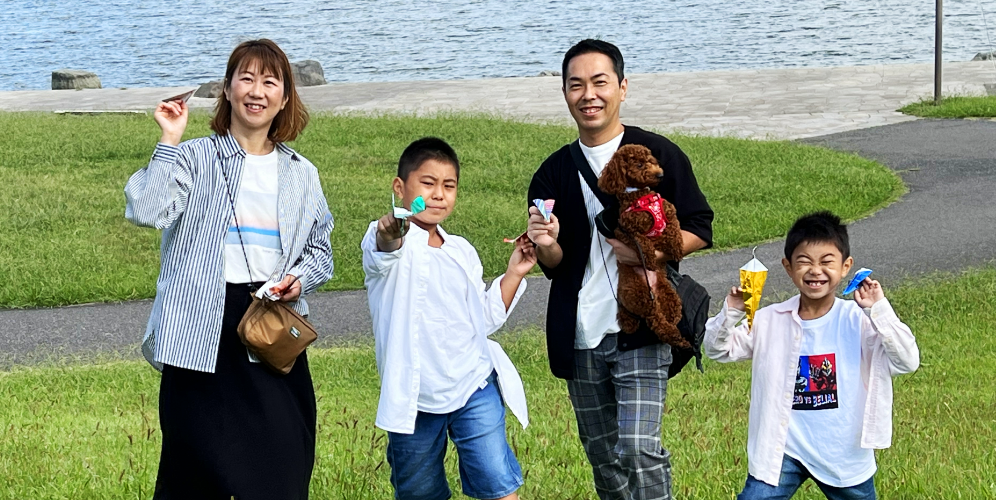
[
  {"x1": 361, "y1": 221, "x2": 529, "y2": 434},
  {"x1": 704, "y1": 296, "x2": 919, "y2": 486}
]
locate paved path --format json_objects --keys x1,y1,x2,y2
[
  {"x1": 3, "y1": 118, "x2": 994, "y2": 367},
  {"x1": 2, "y1": 61, "x2": 995, "y2": 139}
]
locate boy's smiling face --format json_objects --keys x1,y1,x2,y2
[
  {"x1": 782, "y1": 240, "x2": 854, "y2": 303},
  {"x1": 392, "y1": 158, "x2": 458, "y2": 229}
]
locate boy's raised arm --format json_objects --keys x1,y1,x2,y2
[
  {"x1": 856, "y1": 280, "x2": 920, "y2": 375},
  {"x1": 704, "y1": 287, "x2": 755, "y2": 362},
  {"x1": 499, "y1": 237, "x2": 537, "y2": 311},
  {"x1": 475, "y1": 238, "x2": 534, "y2": 336}
]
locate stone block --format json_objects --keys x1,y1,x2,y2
[
  {"x1": 291, "y1": 60, "x2": 326, "y2": 87},
  {"x1": 194, "y1": 79, "x2": 224, "y2": 98},
  {"x1": 52, "y1": 69, "x2": 101, "y2": 90}
]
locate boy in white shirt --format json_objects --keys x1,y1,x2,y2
[
  {"x1": 704, "y1": 211, "x2": 920, "y2": 500},
  {"x1": 362, "y1": 137, "x2": 536, "y2": 500}
]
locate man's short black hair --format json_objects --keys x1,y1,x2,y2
[
  {"x1": 562, "y1": 39, "x2": 625, "y2": 87},
  {"x1": 397, "y1": 137, "x2": 460, "y2": 181},
  {"x1": 784, "y1": 211, "x2": 850, "y2": 260}
]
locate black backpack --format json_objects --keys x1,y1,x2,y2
[
  {"x1": 570, "y1": 141, "x2": 710, "y2": 378},
  {"x1": 663, "y1": 264, "x2": 709, "y2": 378}
]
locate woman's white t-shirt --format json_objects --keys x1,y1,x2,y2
[{"x1": 225, "y1": 150, "x2": 282, "y2": 284}]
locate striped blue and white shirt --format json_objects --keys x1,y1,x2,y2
[{"x1": 125, "y1": 133, "x2": 335, "y2": 373}]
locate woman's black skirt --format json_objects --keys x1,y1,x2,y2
[{"x1": 154, "y1": 283, "x2": 317, "y2": 500}]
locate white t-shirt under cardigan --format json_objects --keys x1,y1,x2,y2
[
  {"x1": 361, "y1": 221, "x2": 529, "y2": 434},
  {"x1": 575, "y1": 131, "x2": 625, "y2": 349}
]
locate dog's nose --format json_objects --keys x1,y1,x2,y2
[{"x1": 656, "y1": 173, "x2": 664, "y2": 181}]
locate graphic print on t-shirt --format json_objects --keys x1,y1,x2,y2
[{"x1": 793, "y1": 353, "x2": 839, "y2": 410}]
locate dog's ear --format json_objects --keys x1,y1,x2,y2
[{"x1": 598, "y1": 155, "x2": 628, "y2": 195}]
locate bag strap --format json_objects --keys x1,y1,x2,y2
[{"x1": 569, "y1": 140, "x2": 616, "y2": 209}]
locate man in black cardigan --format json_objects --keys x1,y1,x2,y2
[{"x1": 527, "y1": 39, "x2": 714, "y2": 500}]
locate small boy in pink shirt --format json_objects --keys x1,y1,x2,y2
[{"x1": 704, "y1": 211, "x2": 920, "y2": 499}]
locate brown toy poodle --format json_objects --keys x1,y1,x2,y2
[{"x1": 598, "y1": 144, "x2": 688, "y2": 348}]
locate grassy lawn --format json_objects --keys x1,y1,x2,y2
[
  {"x1": 899, "y1": 95, "x2": 996, "y2": 118},
  {"x1": 1, "y1": 267, "x2": 994, "y2": 499},
  {"x1": 0, "y1": 112, "x2": 904, "y2": 308}
]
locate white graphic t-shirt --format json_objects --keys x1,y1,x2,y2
[{"x1": 785, "y1": 298, "x2": 876, "y2": 487}]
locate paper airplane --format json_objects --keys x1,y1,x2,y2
[
  {"x1": 843, "y1": 268, "x2": 873, "y2": 295},
  {"x1": 533, "y1": 198, "x2": 555, "y2": 222},
  {"x1": 393, "y1": 194, "x2": 426, "y2": 219}
]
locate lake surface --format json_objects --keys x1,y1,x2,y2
[{"x1": 3, "y1": 0, "x2": 996, "y2": 90}]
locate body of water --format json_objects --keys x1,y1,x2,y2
[{"x1": 3, "y1": 0, "x2": 996, "y2": 90}]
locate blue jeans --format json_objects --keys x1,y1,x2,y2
[
  {"x1": 738, "y1": 455, "x2": 876, "y2": 500},
  {"x1": 386, "y1": 371, "x2": 523, "y2": 500}
]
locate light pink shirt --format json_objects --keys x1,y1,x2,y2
[{"x1": 704, "y1": 295, "x2": 920, "y2": 486}]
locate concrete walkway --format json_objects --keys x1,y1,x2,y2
[
  {"x1": 2, "y1": 63, "x2": 995, "y2": 367},
  {"x1": 2, "y1": 61, "x2": 995, "y2": 139}
]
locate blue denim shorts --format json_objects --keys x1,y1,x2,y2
[
  {"x1": 386, "y1": 371, "x2": 523, "y2": 500},
  {"x1": 738, "y1": 455, "x2": 876, "y2": 500}
]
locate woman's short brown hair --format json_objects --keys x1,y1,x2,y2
[{"x1": 210, "y1": 39, "x2": 309, "y2": 143}]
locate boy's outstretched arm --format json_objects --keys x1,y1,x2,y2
[
  {"x1": 704, "y1": 286, "x2": 755, "y2": 362},
  {"x1": 375, "y1": 212, "x2": 406, "y2": 253},
  {"x1": 500, "y1": 237, "x2": 538, "y2": 311},
  {"x1": 856, "y1": 279, "x2": 920, "y2": 375}
]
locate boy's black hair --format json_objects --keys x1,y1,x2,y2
[
  {"x1": 784, "y1": 211, "x2": 850, "y2": 260},
  {"x1": 397, "y1": 137, "x2": 460, "y2": 181},
  {"x1": 562, "y1": 39, "x2": 625, "y2": 87}
]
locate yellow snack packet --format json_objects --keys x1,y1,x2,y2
[{"x1": 739, "y1": 247, "x2": 768, "y2": 329}]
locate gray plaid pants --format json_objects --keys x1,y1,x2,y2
[{"x1": 567, "y1": 333, "x2": 673, "y2": 500}]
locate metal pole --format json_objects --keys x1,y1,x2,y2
[{"x1": 935, "y1": 0, "x2": 943, "y2": 104}]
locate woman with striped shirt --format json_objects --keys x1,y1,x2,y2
[{"x1": 125, "y1": 39, "x2": 334, "y2": 499}]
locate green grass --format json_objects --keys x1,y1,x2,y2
[
  {"x1": 0, "y1": 112, "x2": 904, "y2": 308},
  {"x1": 2, "y1": 267, "x2": 994, "y2": 499},
  {"x1": 899, "y1": 95, "x2": 996, "y2": 118}
]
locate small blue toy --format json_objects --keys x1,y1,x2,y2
[{"x1": 843, "y1": 268, "x2": 873, "y2": 295}]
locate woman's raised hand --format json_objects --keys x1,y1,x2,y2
[{"x1": 154, "y1": 100, "x2": 189, "y2": 147}]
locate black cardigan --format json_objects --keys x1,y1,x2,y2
[{"x1": 527, "y1": 125, "x2": 714, "y2": 380}]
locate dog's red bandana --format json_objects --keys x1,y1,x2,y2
[{"x1": 624, "y1": 192, "x2": 668, "y2": 238}]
